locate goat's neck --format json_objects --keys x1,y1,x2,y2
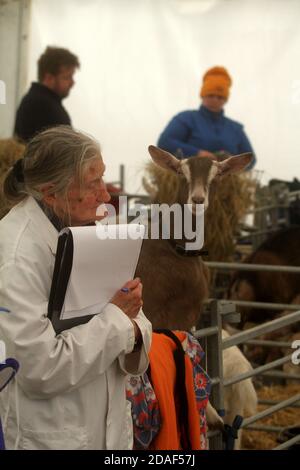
[
  {"x1": 170, "y1": 181, "x2": 199, "y2": 248},
  {"x1": 150, "y1": 179, "x2": 202, "y2": 248},
  {"x1": 168, "y1": 205, "x2": 199, "y2": 249}
]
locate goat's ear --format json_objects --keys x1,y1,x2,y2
[
  {"x1": 216, "y1": 152, "x2": 253, "y2": 177},
  {"x1": 148, "y1": 145, "x2": 182, "y2": 174}
]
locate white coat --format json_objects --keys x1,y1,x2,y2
[{"x1": 0, "y1": 197, "x2": 152, "y2": 450}]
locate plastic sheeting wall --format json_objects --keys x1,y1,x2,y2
[
  {"x1": 0, "y1": 0, "x2": 31, "y2": 137},
  {"x1": 27, "y1": 0, "x2": 300, "y2": 192}
]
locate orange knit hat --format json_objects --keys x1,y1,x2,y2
[{"x1": 200, "y1": 66, "x2": 232, "y2": 99}]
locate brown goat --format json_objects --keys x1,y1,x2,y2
[
  {"x1": 136, "y1": 145, "x2": 253, "y2": 330},
  {"x1": 228, "y1": 226, "x2": 300, "y2": 327},
  {"x1": 135, "y1": 146, "x2": 255, "y2": 445}
]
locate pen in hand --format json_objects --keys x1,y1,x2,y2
[
  {"x1": 110, "y1": 278, "x2": 142, "y2": 319},
  {"x1": 0, "y1": 307, "x2": 10, "y2": 313}
]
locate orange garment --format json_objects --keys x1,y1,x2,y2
[
  {"x1": 200, "y1": 66, "x2": 232, "y2": 99},
  {"x1": 148, "y1": 331, "x2": 201, "y2": 450}
]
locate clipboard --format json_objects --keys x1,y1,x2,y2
[{"x1": 47, "y1": 224, "x2": 145, "y2": 334}]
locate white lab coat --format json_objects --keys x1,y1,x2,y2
[{"x1": 0, "y1": 197, "x2": 152, "y2": 450}]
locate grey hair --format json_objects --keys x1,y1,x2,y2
[{"x1": 2, "y1": 126, "x2": 102, "y2": 210}]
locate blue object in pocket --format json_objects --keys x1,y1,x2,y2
[{"x1": 0, "y1": 358, "x2": 20, "y2": 450}]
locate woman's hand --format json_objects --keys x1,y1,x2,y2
[{"x1": 110, "y1": 277, "x2": 143, "y2": 320}]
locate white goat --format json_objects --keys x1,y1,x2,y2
[
  {"x1": 205, "y1": 330, "x2": 257, "y2": 449},
  {"x1": 222, "y1": 330, "x2": 258, "y2": 449}
]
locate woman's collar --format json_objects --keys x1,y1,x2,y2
[
  {"x1": 199, "y1": 104, "x2": 224, "y2": 119},
  {"x1": 35, "y1": 199, "x2": 65, "y2": 232}
]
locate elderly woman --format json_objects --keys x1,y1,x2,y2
[
  {"x1": 0, "y1": 126, "x2": 152, "y2": 450},
  {"x1": 158, "y1": 66, "x2": 256, "y2": 169}
]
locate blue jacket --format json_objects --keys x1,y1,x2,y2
[{"x1": 158, "y1": 105, "x2": 256, "y2": 169}]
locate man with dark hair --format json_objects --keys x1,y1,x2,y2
[{"x1": 14, "y1": 46, "x2": 80, "y2": 142}]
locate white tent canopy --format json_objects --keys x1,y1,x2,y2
[{"x1": 2, "y1": 0, "x2": 300, "y2": 193}]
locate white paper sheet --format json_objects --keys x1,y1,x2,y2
[{"x1": 61, "y1": 224, "x2": 145, "y2": 319}]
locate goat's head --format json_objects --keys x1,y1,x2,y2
[{"x1": 148, "y1": 145, "x2": 253, "y2": 213}]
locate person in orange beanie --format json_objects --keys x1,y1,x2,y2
[{"x1": 157, "y1": 66, "x2": 256, "y2": 169}]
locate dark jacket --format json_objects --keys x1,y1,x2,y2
[
  {"x1": 158, "y1": 105, "x2": 256, "y2": 169},
  {"x1": 14, "y1": 82, "x2": 71, "y2": 142}
]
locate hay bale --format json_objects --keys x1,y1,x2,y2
[
  {"x1": 142, "y1": 161, "x2": 256, "y2": 261},
  {"x1": 142, "y1": 162, "x2": 179, "y2": 205},
  {"x1": 242, "y1": 384, "x2": 300, "y2": 449},
  {"x1": 0, "y1": 138, "x2": 25, "y2": 218},
  {"x1": 205, "y1": 173, "x2": 256, "y2": 261}
]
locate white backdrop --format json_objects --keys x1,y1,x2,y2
[{"x1": 27, "y1": 0, "x2": 300, "y2": 193}]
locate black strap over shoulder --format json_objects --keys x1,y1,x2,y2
[
  {"x1": 154, "y1": 329, "x2": 192, "y2": 450},
  {"x1": 48, "y1": 231, "x2": 73, "y2": 320},
  {"x1": 48, "y1": 228, "x2": 110, "y2": 335}
]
